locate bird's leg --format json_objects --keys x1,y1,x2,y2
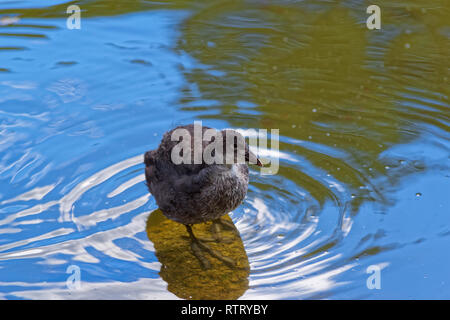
[{"x1": 185, "y1": 224, "x2": 235, "y2": 269}]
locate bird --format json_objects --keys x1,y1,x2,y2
[{"x1": 144, "y1": 123, "x2": 261, "y2": 268}]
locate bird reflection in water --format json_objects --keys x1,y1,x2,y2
[{"x1": 146, "y1": 209, "x2": 250, "y2": 300}]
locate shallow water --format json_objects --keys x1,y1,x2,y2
[{"x1": 0, "y1": 0, "x2": 449, "y2": 299}]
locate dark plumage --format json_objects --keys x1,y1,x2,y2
[{"x1": 144, "y1": 124, "x2": 261, "y2": 225}]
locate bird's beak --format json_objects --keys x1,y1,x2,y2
[
  {"x1": 256, "y1": 158, "x2": 263, "y2": 167},
  {"x1": 246, "y1": 150, "x2": 263, "y2": 167}
]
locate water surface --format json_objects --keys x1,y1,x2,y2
[{"x1": 0, "y1": 0, "x2": 449, "y2": 299}]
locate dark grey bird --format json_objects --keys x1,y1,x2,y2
[{"x1": 144, "y1": 124, "x2": 261, "y2": 268}]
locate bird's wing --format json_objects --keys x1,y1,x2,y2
[{"x1": 145, "y1": 124, "x2": 220, "y2": 194}]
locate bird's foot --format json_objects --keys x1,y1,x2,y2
[
  {"x1": 185, "y1": 225, "x2": 236, "y2": 270},
  {"x1": 210, "y1": 217, "x2": 239, "y2": 243}
]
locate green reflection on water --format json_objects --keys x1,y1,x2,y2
[{"x1": 177, "y1": 0, "x2": 449, "y2": 206}]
